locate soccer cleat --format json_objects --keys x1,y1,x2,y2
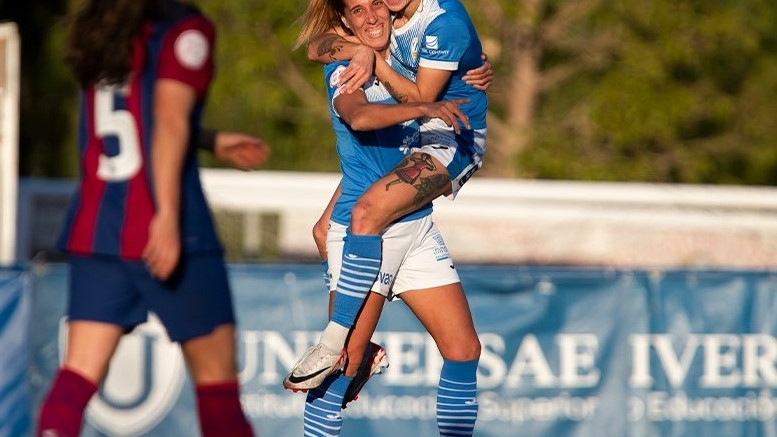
[
  {"x1": 283, "y1": 343, "x2": 347, "y2": 391},
  {"x1": 342, "y1": 342, "x2": 389, "y2": 408}
]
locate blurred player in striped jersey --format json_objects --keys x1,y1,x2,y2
[{"x1": 36, "y1": 1, "x2": 268, "y2": 436}]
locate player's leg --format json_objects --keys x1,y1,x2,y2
[
  {"x1": 340, "y1": 290, "x2": 387, "y2": 407},
  {"x1": 348, "y1": 122, "x2": 486, "y2": 237},
  {"x1": 390, "y1": 219, "x2": 481, "y2": 437},
  {"x1": 37, "y1": 322, "x2": 123, "y2": 437},
  {"x1": 304, "y1": 152, "x2": 450, "y2": 375},
  {"x1": 350, "y1": 151, "x2": 451, "y2": 235},
  {"x1": 401, "y1": 283, "x2": 481, "y2": 437},
  {"x1": 302, "y1": 290, "x2": 386, "y2": 436},
  {"x1": 303, "y1": 373, "x2": 351, "y2": 437},
  {"x1": 401, "y1": 283, "x2": 480, "y2": 362},
  {"x1": 37, "y1": 255, "x2": 142, "y2": 437},
  {"x1": 284, "y1": 220, "x2": 405, "y2": 391},
  {"x1": 319, "y1": 126, "x2": 484, "y2": 351},
  {"x1": 182, "y1": 324, "x2": 253, "y2": 437},
  {"x1": 138, "y1": 253, "x2": 253, "y2": 437}
]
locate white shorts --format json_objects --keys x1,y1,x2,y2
[
  {"x1": 327, "y1": 216, "x2": 460, "y2": 299},
  {"x1": 417, "y1": 117, "x2": 487, "y2": 200}
]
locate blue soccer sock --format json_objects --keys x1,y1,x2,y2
[
  {"x1": 437, "y1": 359, "x2": 479, "y2": 437},
  {"x1": 303, "y1": 373, "x2": 352, "y2": 437},
  {"x1": 330, "y1": 233, "x2": 382, "y2": 329},
  {"x1": 321, "y1": 259, "x2": 331, "y2": 291}
]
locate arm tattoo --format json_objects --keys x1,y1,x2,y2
[
  {"x1": 383, "y1": 80, "x2": 409, "y2": 103},
  {"x1": 317, "y1": 35, "x2": 343, "y2": 61}
]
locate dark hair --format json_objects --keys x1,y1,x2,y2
[{"x1": 64, "y1": 0, "x2": 163, "y2": 86}]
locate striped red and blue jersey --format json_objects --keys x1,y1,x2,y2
[{"x1": 58, "y1": 0, "x2": 221, "y2": 259}]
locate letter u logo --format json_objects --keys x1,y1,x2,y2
[
  {"x1": 72, "y1": 314, "x2": 187, "y2": 436},
  {"x1": 98, "y1": 333, "x2": 155, "y2": 409}
]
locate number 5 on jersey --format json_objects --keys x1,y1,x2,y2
[{"x1": 95, "y1": 85, "x2": 142, "y2": 182}]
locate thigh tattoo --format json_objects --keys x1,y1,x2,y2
[{"x1": 386, "y1": 153, "x2": 449, "y2": 206}]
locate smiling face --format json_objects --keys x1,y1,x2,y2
[
  {"x1": 383, "y1": 0, "x2": 417, "y2": 14},
  {"x1": 340, "y1": 0, "x2": 392, "y2": 52}
]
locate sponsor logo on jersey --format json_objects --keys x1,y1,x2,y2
[
  {"x1": 378, "y1": 271, "x2": 395, "y2": 285},
  {"x1": 432, "y1": 232, "x2": 451, "y2": 261},
  {"x1": 330, "y1": 66, "x2": 346, "y2": 88},
  {"x1": 425, "y1": 35, "x2": 439, "y2": 50}
]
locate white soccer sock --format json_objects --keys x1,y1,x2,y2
[{"x1": 319, "y1": 321, "x2": 350, "y2": 351}]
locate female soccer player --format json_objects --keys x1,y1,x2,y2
[
  {"x1": 286, "y1": 0, "x2": 488, "y2": 397},
  {"x1": 36, "y1": 1, "x2": 268, "y2": 436},
  {"x1": 288, "y1": 0, "x2": 481, "y2": 435}
]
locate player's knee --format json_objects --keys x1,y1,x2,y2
[
  {"x1": 463, "y1": 336, "x2": 482, "y2": 362},
  {"x1": 442, "y1": 336, "x2": 481, "y2": 362},
  {"x1": 350, "y1": 199, "x2": 385, "y2": 234},
  {"x1": 312, "y1": 221, "x2": 327, "y2": 247}
]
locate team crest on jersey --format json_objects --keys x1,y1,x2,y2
[
  {"x1": 410, "y1": 36, "x2": 420, "y2": 60},
  {"x1": 175, "y1": 29, "x2": 209, "y2": 70},
  {"x1": 58, "y1": 314, "x2": 186, "y2": 436}
]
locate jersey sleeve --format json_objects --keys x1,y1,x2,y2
[
  {"x1": 157, "y1": 16, "x2": 215, "y2": 97},
  {"x1": 325, "y1": 62, "x2": 374, "y2": 118},
  {"x1": 324, "y1": 63, "x2": 348, "y2": 116},
  {"x1": 419, "y1": 15, "x2": 471, "y2": 71}
]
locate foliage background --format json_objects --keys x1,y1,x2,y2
[{"x1": 3, "y1": 0, "x2": 777, "y2": 184}]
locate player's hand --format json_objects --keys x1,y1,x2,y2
[
  {"x1": 462, "y1": 53, "x2": 493, "y2": 91},
  {"x1": 338, "y1": 45, "x2": 376, "y2": 94},
  {"x1": 142, "y1": 212, "x2": 181, "y2": 280},
  {"x1": 214, "y1": 132, "x2": 271, "y2": 171},
  {"x1": 421, "y1": 98, "x2": 471, "y2": 134}
]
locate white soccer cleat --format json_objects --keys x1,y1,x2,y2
[{"x1": 283, "y1": 343, "x2": 347, "y2": 391}]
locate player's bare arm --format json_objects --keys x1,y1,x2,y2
[
  {"x1": 335, "y1": 87, "x2": 469, "y2": 133},
  {"x1": 312, "y1": 182, "x2": 341, "y2": 260},
  {"x1": 143, "y1": 79, "x2": 194, "y2": 280},
  {"x1": 213, "y1": 132, "x2": 271, "y2": 171},
  {"x1": 308, "y1": 30, "x2": 376, "y2": 92},
  {"x1": 313, "y1": 34, "x2": 348, "y2": 62},
  {"x1": 462, "y1": 53, "x2": 494, "y2": 91},
  {"x1": 373, "y1": 57, "x2": 452, "y2": 103}
]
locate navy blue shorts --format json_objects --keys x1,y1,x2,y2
[{"x1": 67, "y1": 252, "x2": 235, "y2": 343}]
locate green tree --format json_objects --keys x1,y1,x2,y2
[
  {"x1": 197, "y1": 0, "x2": 340, "y2": 172},
  {"x1": 468, "y1": 0, "x2": 777, "y2": 183},
  {"x1": 11, "y1": 0, "x2": 777, "y2": 185}
]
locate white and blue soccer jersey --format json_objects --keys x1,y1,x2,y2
[
  {"x1": 324, "y1": 62, "x2": 433, "y2": 226},
  {"x1": 389, "y1": 0, "x2": 488, "y2": 129}
]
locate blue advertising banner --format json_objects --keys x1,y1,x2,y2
[
  {"x1": 17, "y1": 264, "x2": 777, "y2": 437},
  {"x1": 0, "y1": 267, "x2": 30, "y2": 437}
]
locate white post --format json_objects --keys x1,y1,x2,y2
[{"x1": 0, "y1": 23, "x2": 20, "y2": 265}]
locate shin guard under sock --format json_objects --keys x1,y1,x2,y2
[
  {"x1": 331, "y1": 233, "x2": 382, "y2": 329},
  {"x1": 437, "y1": 359, "x2": 479, "y2": 437},
  {"x1": 196, "y1": 381, "x2": 254, "y2": 437},
  {"x1": 37, "y1": 368, "x2": 97, "y2": 437}
]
